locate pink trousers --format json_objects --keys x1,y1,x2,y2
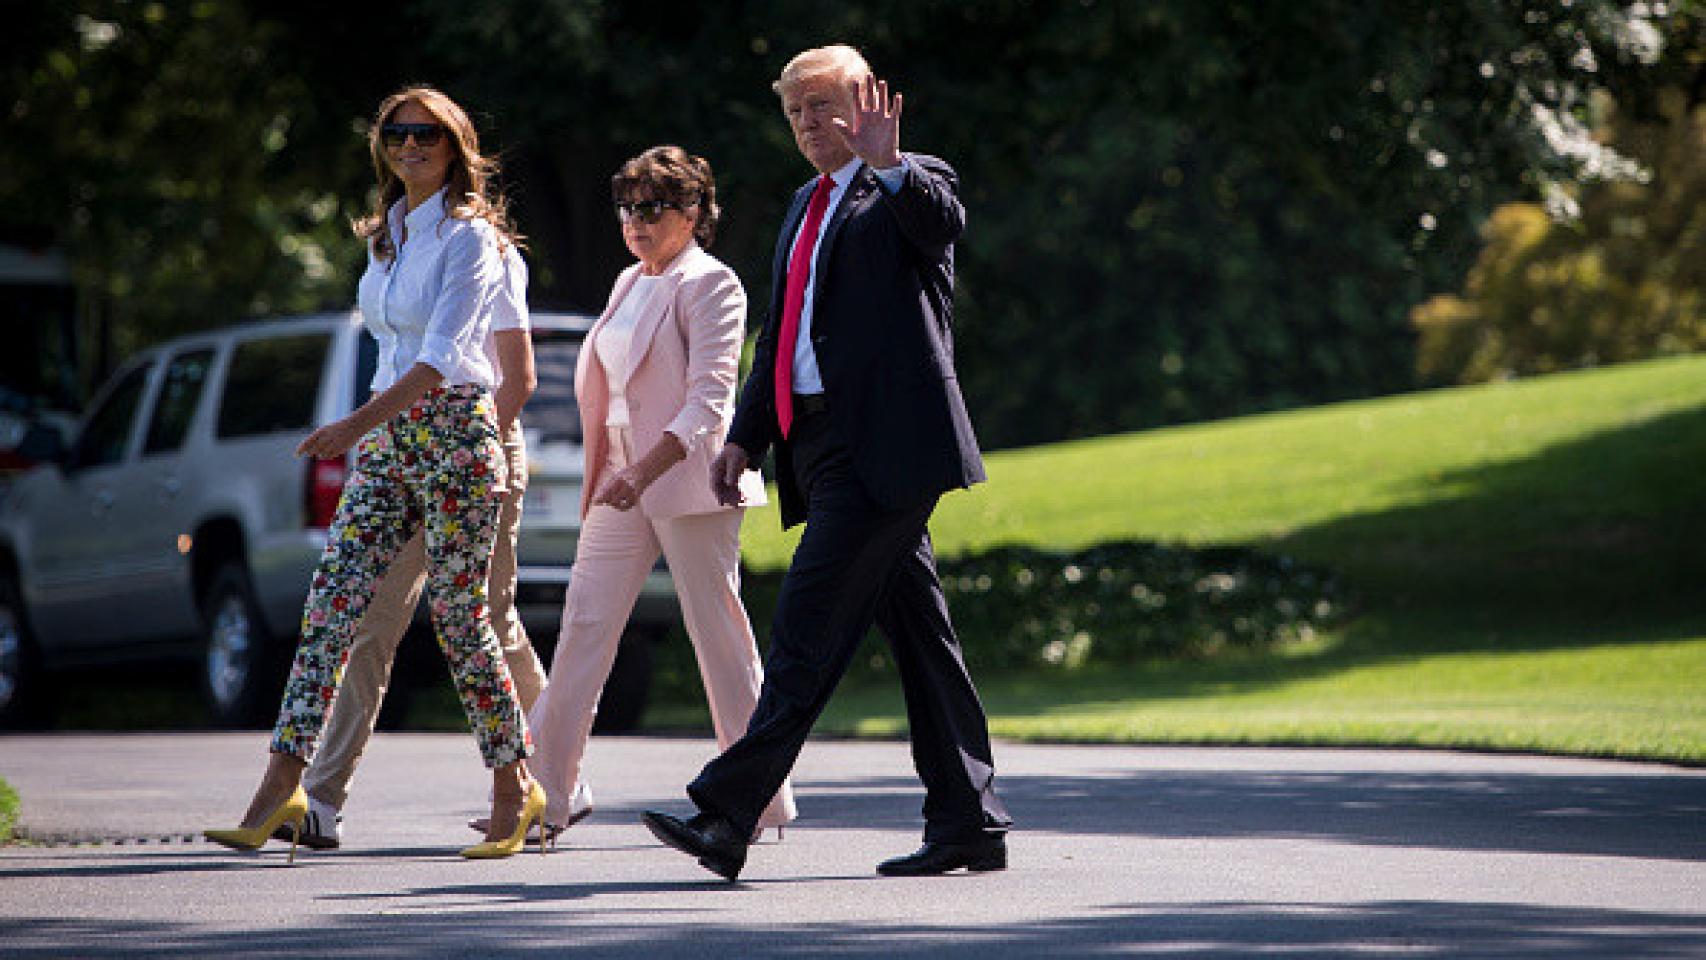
[{"x1": 526, "y1": 430, "x2": 797, "y2": 827}]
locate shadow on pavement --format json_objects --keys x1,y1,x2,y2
[
  {"x1": 792, "y1": 767, "x2": 1706, "y2": 862},
  {"x1": 0, "y1": 851, "x2": 257, "y2": 882},
  {"x1": 5, "y1": 756, "x2": 1704, "y2": 956},
  {"x1": 316, "y1": 876, "x2": 876, "y2": 902},
  {"x1": 9, "y1": 764, "x2": 1703, "y2": 875},
  {"x1": 3, "y1": 900, "x2": 1703, "y2": 958}
]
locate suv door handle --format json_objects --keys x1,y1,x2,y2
[{"x1": 92, "y1": 489, "x2": 115, "y2": 514}]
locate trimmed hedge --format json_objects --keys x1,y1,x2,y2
[
  {"x1": 928, "y1": 543, "x2": 1343, "y2": 670},
  {"x1": 651, "y1": 541, "x2": 1344, "y2": 700}
]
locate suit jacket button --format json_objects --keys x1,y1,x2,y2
[{"x1": 812, "y1": 335, "x2": 828, "y2": 345}]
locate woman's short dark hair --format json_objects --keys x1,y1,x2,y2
[{"x1": 612, "y1": 145, "x2": 721, "y2": 248}]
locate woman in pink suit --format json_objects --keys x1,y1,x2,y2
[{"x1": 522, "y1": 145, "x2": 796, "y2": 840}]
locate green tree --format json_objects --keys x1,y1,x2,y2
[
  {"x1": 4, "y1": 0, "x2": 1688, "y2": 446},
  {"x1": 2, "y1": 2, "x2": 378, "y2": 389},
  {"x1": 1413, "y1": 84, "x2": 1706, "y2": 383},
  {"x1": 904, "y1": 1, "x2": 1675, "y2": 445}
]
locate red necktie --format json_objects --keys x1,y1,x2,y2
[{"x1": 775, "y1": 175, "x2": 837, "y2": 438}]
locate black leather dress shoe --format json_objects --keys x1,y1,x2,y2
[
  {"x1": 641, "y1": 810, "x2": 747, "y2": 881},
  {"x1": 877, "y1": 835, "x2": 1008, "y2": 876}
]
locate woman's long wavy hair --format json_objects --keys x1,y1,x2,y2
[{"x1": 354, "y1": 85, "x2": 519, "y2": 262}]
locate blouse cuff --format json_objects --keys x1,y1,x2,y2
[{"x1": 664, "y1": 416, "x2": 713, "y2": 453}]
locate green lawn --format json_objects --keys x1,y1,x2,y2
[
  {"x1": 741, "y1": 354, "x2": 1706, "y2": 574},
  {"x1": 695, "y1": 355, "x2": 1706, "y2": 762},
  {"x1": 0, "y1": 775, "x2": 17, "y2": 843},
  {"x1": 810, "y1": 623, "x2": 1706, "y2": 763}
]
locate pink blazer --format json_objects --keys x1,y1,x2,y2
[{"x1": 575, "y1": 243, "x2": 768, "y2": 520}]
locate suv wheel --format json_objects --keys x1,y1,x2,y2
[
  {"x1": 0, "y1": 578, "x2": 51, "y2": 729},
  {"x1": 202, "y1": 564, "x2": 285, "y2": 728},
  {"x1": 591, "y1": 628, "x2": 656, "y2": 734}
]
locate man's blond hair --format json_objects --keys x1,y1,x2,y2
[{"x1": 773, "y1": 44, "x2": 872, "y2": 97}]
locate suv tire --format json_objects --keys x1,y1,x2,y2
[
  {"x1": 201, "y1": 563, "x2": 288, "y2": 728},
  {"x1": 0, "y1": 577, "x2": 52, "y2": 729},
  {"x1": 591, "y1": 628, "x2": 655, "y2": 734}
]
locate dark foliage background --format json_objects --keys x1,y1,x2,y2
[{"x1": 4, "y1": 1, "x2": 1699, "y2": 447}]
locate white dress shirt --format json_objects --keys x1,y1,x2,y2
[
  {"x1": 789, "y1": 158, "x2": 908, "y2": 395},
  {"x1": 490, "y1": 244, "x2": 529, "y2": 338},
  {"x1": 357, "y1": 187, "x2": 504, "y2": 392},
  {"x1": 482, "y1": 245, "x2": 529, "y2": 388}
]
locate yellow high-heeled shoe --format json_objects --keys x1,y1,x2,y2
[
  {"x1": 205, "y1": 785, "x2": 310, "y2": 863},
  {"x1": 461, "y1": 781, "x2": 548, "y2": 859}
]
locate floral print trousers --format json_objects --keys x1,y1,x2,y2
[{"x1": 272, "y1": 385, "x2": 533, "y2": 767}]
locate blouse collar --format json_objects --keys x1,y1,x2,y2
[{"x1": 389, "y1": 185, "x2": 451, "y2": 241}]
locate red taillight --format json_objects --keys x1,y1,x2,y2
[{"x1": 304, "y1": 456, "x2": 348, "y2": 529}]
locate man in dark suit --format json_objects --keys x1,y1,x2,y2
[{"x1": 642, "y1": 44, "x2": 1011, "y2": 881}]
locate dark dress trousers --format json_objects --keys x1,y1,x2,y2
[{"x1": 688, "y1": 154, "x2": 1012, "y2": 844}]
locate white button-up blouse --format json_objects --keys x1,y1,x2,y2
[
  {"x1": 492, "y1": 246, "x2": 528, "y2": 337},
  {"x1": 357, "y1": 187, "x2": 504, "y2": 392}
]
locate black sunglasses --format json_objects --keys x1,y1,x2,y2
[
  {"x1": 614, "y1": 198, "x2": 693, "y2": 224},
  {"x1": 381, "y1": 122, "x2": 446, "y2": 149}
]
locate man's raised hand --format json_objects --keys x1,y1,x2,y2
[{"x1": 831, "y1": 74, "x2": 903, "y2": 171}]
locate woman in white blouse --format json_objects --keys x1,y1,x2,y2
[
  {"x1": 520, "y1": 146, "x2": 796, "y2": 841},
  {"x1": 207, "y1": 86, "x2": 543, "y2": 861},
  {"x1": 282, "y1": 243, "x2": 548, "y2": 853}
]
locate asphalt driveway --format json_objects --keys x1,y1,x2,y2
[{"x1": 1, "y1": 734, "x2": 1702, "y2": 958}]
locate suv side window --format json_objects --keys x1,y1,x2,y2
[
  {"x1": 354, "y1": 330, "x2": 378, "y2": 408},
  {"x1": 528, "y1": 328, "x2": 584, "y2": 445},
  {"x1": 71, "y1": 364, "x2": 152, "y2": 469},
  {"x1": 143, "y1": 348, "x2": 215, "y2": 455},
  {"x1": 216, "y1": 333, "x2": 331, "y2": 438}
]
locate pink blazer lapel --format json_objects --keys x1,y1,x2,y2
[
  {"x1": 581, "y1": 243, "x2": 693, "y2": 410},
  {"x1": 622, "y1": 249, "x2": 693, "y2": 385},
  {"x1": 578, "y1": 265, "x2": 643, "y2": 400},
  {"x1": 576, "y1": 264, "x2": 648, "y2": 460}
]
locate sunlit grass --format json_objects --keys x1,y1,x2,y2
[
  {"x1": 811, "y1": 628, "x2": 1706, "y2": 763},
  {"x1": 701, "y1": 355, "x2": 1706, "y2": 762},
  {"x1": 0, "y1": 776, "x2": 18, "y2": 843},
  {"x1": 739, "y1": 354, "x2": 1706, "y2": 567}
]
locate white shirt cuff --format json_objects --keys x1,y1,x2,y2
[{"x1": 874, "y1": 164, "x2": 907, "y2": 194}]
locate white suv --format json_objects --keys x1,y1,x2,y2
[{"x1": 0, "y1": 313, "x2": 674, "y2": 729}]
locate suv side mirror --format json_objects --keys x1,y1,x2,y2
[{"x1": 17, "y1": 421, "x2": 70, "y2": 467}]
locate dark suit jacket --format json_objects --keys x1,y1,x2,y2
[{"x1": 728, "y1": 153, "x2": 986, "y2": 529}]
